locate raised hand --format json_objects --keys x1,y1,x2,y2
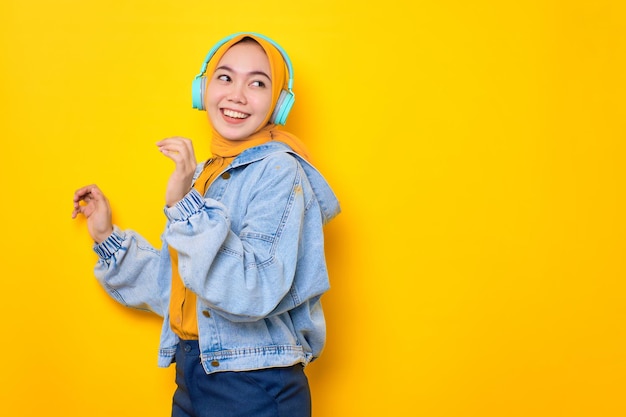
[
  {"x1": 72, "y1": 185, "x2": 114, "y2": 244},
  {"x1": 156, "y1": 137, "x2": 197, "y2": 207}
]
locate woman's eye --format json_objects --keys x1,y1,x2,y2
[
  {"x1": 217, "y1": 74, "x2": 231, "y2": 82},
  {"x1": 251, "y1": 80, "x2": 266, "y2": 88}
]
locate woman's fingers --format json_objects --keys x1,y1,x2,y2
[
  {"x1": 157, "y1": 137, "x2": 198, "y2": 207},
  {"x1": 71, "y1": 185, "x2": 108, "y2": 218},
  {"x1": 157, "y1": 137, "x2": 194, "y2": 159},
  {"x1": 73, "y1": 185, "x2": 95, "y2": 218},
  {"x1": 72, "y1": 184, "x2": 114, "y2": 242}
]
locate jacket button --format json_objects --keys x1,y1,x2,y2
[
  {"x1": 211, "y1": 360, "x2": 220, "y2": 367},
  {"x1": 202, "y1": 310, "x2": 211, "y2": 318},
  {"x1": 221, "y1": 172, "x2": 231, "y2": 180}
]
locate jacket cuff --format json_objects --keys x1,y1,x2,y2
[
  {"x1": 93, "y1": 226, "x2": 125, "y2": 260},
  {"x1": 164, "y1": 189, "x2": 205, "y2": 222}
]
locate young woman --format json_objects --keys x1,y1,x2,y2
[{"x1": 72, "y1": 32, "x2": 340, "y2": 417}]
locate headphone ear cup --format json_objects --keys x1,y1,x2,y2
[
  {"x1": 191, "y1": 76, "x2": 206, "y2": 110},
  {"x1": 271, "y1": 89, "x2": 295, "y2": 125}
]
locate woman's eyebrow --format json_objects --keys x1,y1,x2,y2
[{"x1": 215, "y1": 65, "x2": 271, "y2": 81}]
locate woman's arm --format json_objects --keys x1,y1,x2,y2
[
  {"x1": 73, "y1": 184, "x2": 170, "y2": 316},
  {"x1": 92, "y1": 226, "x2": 170, "y2": 316},
  {"x1": 164, "y1": 154, "x2": 309, "y2": 322}
]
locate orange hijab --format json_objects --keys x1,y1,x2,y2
[{"x1": 203, "y1": 33, "x2": 310, "y2": 161}]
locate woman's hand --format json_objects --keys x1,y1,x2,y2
[
  {"x1": 157, "y1": 137, "x2": 197, "y2": 207},
  {"x1": 72, "y1": 185, "x2": 114, "y2": 244}
]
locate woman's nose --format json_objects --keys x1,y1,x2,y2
[{"x1": 227, "y1": 83, "x2": 246, "y2": 104}]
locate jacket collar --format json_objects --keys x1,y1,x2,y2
[{"x1": 232, "y1": 142, "x2": 341, "y2": 224}]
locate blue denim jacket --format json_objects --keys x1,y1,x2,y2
[{"x1": 92, "y1": 142, "x2": 340, "y2": 374}]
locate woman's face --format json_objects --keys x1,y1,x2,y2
[{"x1": 206, "y1": 41, "x2": 273, "y2": 141}]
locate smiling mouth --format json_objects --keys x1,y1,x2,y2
[{"x1": 222, "y1": 109, "x2": 249, "y2": 119}]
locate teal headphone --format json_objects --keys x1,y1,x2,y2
[{"x1": 191, "y1": 32, "x2": 295, "y2": 125}]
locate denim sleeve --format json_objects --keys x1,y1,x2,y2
[
  {"x1": 163, "y1": 156, "x2": 307, "y2": 322},
  {"x1": 93, "y1": 226, "x2": 170, "y2": 317}
]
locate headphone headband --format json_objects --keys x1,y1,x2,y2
[{"x1": 191, "y1": 32, "x2": 295, "y2": 125}]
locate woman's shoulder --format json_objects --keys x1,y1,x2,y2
[
  {"x1": 262, "y1": 149, "x2": 300, "y2": 165},
  {"x1": 241, "y1": 146, "x2": 301, "y2": 173}
]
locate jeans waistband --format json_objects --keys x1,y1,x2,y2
[{"x1": 177, "y1": 339, "x2": 200, "y2": 356}]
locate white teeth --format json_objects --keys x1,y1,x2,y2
[{"x1": 223, "y1": 109, "x2": 248, "y2": 119}]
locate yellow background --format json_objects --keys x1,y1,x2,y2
[{"x1": 1, "y1": 0, "x2": 625, "y2": 416}]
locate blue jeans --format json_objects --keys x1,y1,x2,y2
[{"x1": 172, "y1": 340, "x2": 312, "y2": 417}]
